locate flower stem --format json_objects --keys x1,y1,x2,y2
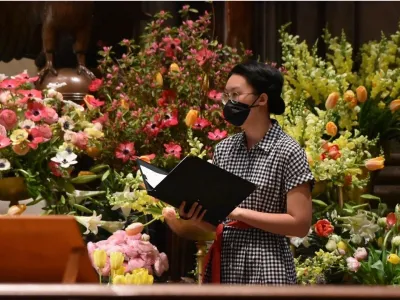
[{"x1": 143, "y1": 217, "x2": 158, "y2": 227}]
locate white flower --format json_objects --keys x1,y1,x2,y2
[
  {"x1": 0, "y1": 158, "x2": 11, "y2": 171},
  {"x1": 47, "y1": 82, "x2": 67, "y2": 90},
  {"x1": 0, "y1": 74, "x2": 6, "y2": 82},
  {"x1": 325, "y1": 239, "x2": 337, "y2": 252},
  {"x1": 58, "y1": 116, "x2": 75, "y2": 131},
  {"x1": 62, "y1": 100, "x2": 84, "y2": 112},
  {"x1": 19, "y1": 120, "x2": 36, "y2": 130},
  {"x1": 51, "y1": 151, "x2": 78, "y2": 168},
  {"x1": 75, "y1": 211, "x2": 102, "y2": 235}
]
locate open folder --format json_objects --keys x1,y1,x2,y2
[{"x1": 137, "y1": 156, "x2": 257, "y2": 226}]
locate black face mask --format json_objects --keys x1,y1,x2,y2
[{"x1": 223, "y1": 97, "x2": 259, "y2": 127}]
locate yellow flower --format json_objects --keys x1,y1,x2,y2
[
  {"x1": 84, "y1": 127, "x2": 104, "y2": 139},
  {"x1": 389, "y1": 99, "x2": 400, "y2": 113},
  {"x1": 10, "y1": 129, "x2": 28, "y2": 145},
  {"x1": 125, "y1": 268, "x2": 154, "y2": 285},
  {"x1": 114, "y1": 266, "x2": 125, "y2": 276},
  {"x1": 325, "y1": 121, "x2": 337, "y2": 136},
  {"x1": 93, "y1": 249, "x2": 107, "y2": 269},
  {"x1": 155, "y1": 72, "x2": 163, "y2": 87},
  {"x1": 110, "y1": 252, "x2": 124, "y2": 270},
  {"x1": 365, "y1": 157, "x2": 385, "y2": 171},
  {"x1": 337, "y1": 241, "x2": 347, "y2": 252},
  {"x1": 356, "y1": 86, "x2": 368, "y2": 103},
  {"x1": 169, "y1": 63, "x2": 180, "y2": 73},
  {"x1": 377, "y1": 237, "x2": 384, "y2": 248},
  {"x1": 202, "y1": 74, "x2": 209, "y2": 91},
  {"x1": 86, "y1": 146, "x2": 101, "y2": 158},
  {"x1": 378, "y1": 101, "x2": 386, "y2": 109},
  {"x1": 113, "y1": 275, "x2": 126, "y2": 284},
  {"x1": 7, "y1": 204, "x2": 26, "y2": 216},
  {"x1": 325, "y1": 92, "x2": 339, "y2": 109},
  {"x1": 185, "y1": 109, "x2": 199, "y2": 127},
  {"x1": 120, "y1": 99, "x2": 129, "y2": 110},
  {"x1": 387, "y1": 254, "x2": 400, "y2": 265}
]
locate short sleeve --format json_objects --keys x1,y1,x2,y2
[
  {"x1": 212, "y1": 144, "x2": 220, "y2": 167},
  {"x1": 283, "y1": 143, "x2": 315, "y2": 194}
]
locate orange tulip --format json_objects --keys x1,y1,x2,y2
[
  {"x1": 139, "y1": 154, "x2": 155, "y2": 163},
  {"x1": 344, "y1": 90, "x2": 356, "y2": 103},
  {"x1": 325, "y1": 122, "x2": 337, "y2": 136},
  {"x1": 389, "y1": 99, "x2": 400, "y2": 113},
  {"x1": 86, "y1": 146, "x2": 101, "y2": 158},
  {"x1": 325, "y1": 92, "x2": 339, "y2": 109},
  {"x1": 348, "y1": 97, "x2": 358, "y2": 109},
  {"x1": 185, "y1": 109, "x2": 199, "y2": 127},
  {"x1": 365, "y1": 157, "x2": 385, "y2": 171},
  {"x1": 356, "y1": 86, "x2": 368, "y2": 103}
]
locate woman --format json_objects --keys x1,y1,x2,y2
[{"x1": 163, "y1": 60, "x2": 314, "y2": 285}]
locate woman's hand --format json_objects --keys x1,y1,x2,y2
[{"x1": 178, "y1": 201, "x2": 207, "y2": 224}]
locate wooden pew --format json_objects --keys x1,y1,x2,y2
[{"x1": 0, "y1": 285, "x2": 399, "y2": 299}]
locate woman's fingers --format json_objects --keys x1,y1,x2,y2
[
  {"x1": 179, "y1": 201, "x2": 187, "y2": 217},
  {"x1": 186, "y1": 202, "x2": 198, "y2": 218},
  {"x1": 192, "y1": 204, "x2": 203, "y2": 220},
  {"x1": 198, "y1": 209, "x2": 207, "y2": 221}
]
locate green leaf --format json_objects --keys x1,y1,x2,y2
[
  {"x1": 102, "y1": 169, "x2": 111, "y2": 181},
  {"x1": 361, "y1": 194, "x2": 381, "y2": 201},
  {"x1": 89, "y1": 164, "x2": 110, "y2": 173},
  {"x1": 60, "y1": 196, "x2": 65, "y2": 204},
  {"x1": 73, "y1": 204, "x2": 93, "y2": 214},
  {"x1": 189, "y1": 8, "x2": 199, "y2": 13},
  {"x1": 71, "y1": 175, "x2": 101, "y2": 184},
  {"x1": 312, "y1": 199, "x2": 328, "y2": 207}
]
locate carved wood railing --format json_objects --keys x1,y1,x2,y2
[{"x1": 0, "y1": 284, "x2": 399, "y2": 299}]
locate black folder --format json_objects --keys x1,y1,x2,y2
[{"x1": 136, "y1": 156, "x2": 257, "y2": 226}]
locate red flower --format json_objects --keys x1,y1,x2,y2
[
  {"x1": 327, "y1": 145, "x2": 341, "y2": 160},
  {"x1": 161, "y1": 109, "x2": 178, "y2": 128},
  {"x1": 0, "y1": 136, "x2": 11, "y2": 149},
  {"x1": 164, "y1": 142, "x2": 182, "y2": 159},
  {"x1": 25, "y1": 102, "x2": 47, "y2": 122},
  {"x1": 92, "y1": 113, "x2": 109, "y2": 125},
  {"x1": 31, "y1": 124, "x2": 52, "y2": 141},
  {"x1": 192, "y1": 118, "x2": 211, "y2": 130},
  {"x1": 160, "y1": 37, "x2": 182, "y2": 58},
  {"x1": 17, "y1": 89, "x2": 42, "y2": 104},
  {"x1": 84, "y1": 95, "x2": 105, "y2": 110},
  {"x1": 208, "y1": 129, "x2": 228, "y2": 141},
  {"x1": 196, "y1": 48, "x2": 215, "y2": 66},
  {"x1": 88, "y1": 79, "x2": 103, "y2": 92},
  {"x1": 387, "y1": 212, "x2": 397, "y2": 228},
  {"x1": 48, "y1": 161, "x2": 63, "y2": 177},
  {"x1": 207, "y1": 90, "x2": 222, "y2": 101},
  {"x1": 314, "y1": 219, "x2": 334, "y2": 237},
  {"x1": 115, "y1": 142, "x2": 136, "y2": 163},
  {"x1": 0, "y1": 79, "x2": 22, "y2": 90},
  {"x1": 158, "y1": 90, "x2": 177, "y2": 106}
]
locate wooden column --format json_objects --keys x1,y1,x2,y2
[{"x1": 224, "y1": 1, "x2": 254, "y2": 49}]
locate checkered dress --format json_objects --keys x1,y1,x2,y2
[{"x1": 204, "y1": 120, "x2": 314, "y2": 285}]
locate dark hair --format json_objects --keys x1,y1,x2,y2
[{"x1": 228, "y1": 60, "x2": 285, "y2": 115}]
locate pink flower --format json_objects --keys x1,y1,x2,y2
[
  {"x1": 160, "y1": 37, "x2": 182, "y2": 58},
  {"x1": 154, "y1": 252, "x2": 169, "y2": 276},
  {"x1": 31, "y1": 124, "x2": 52, "y2": 141},
  {"x1": 0, "y1": 109, "x2": 17, "y2": 130},
  {"x1": 144, "y1": 117, "x2": 161, "y2": 137},
  {"x1": 92, "y1": 113, "x2": 109, "y2": 125},
  {"x1": 13, "y1": 71, "x2": 38, "y2": 83},
  {"x1": 25, "y1": 102, "x2": 47, "y2": 122},
  {"x1": 208, "y1": 129, "x2": 228, "y2": 141},
  {"x1": 49, "y1": 161, "x2": 63, "y2": 177},
  {"x1": 63, "y1": 130, "x2": 77, "y2": 144},
  {"x1": 346, "y1": 257, "x2": 361, "y2": 272},
  {"x1": 127, "y1": 257, "x2": 146, "y2": 271},
  {"x1": 17, "y1": 89, "x2": 42, "y2": 104},
  {"x1": 43, "y1": 107, "x2": 59, "y2": 124},
  {"x1": 354, "y1": 247, "x2": 368, "y2": 261},
  {"x1": 207, "y1": 90, "x2": 222, "y2": 101},
  {"x1": 88, "y1": 79, "x2": 103, "y2": 92},
  {"x1": 0, "y1": 91, "x2": 13, "y2": 106},
  {"x1": 164, "y1": 142, "x2": 182, "y2": 159},
  {"x1": 115, "y1": 142, "x2": 136, "y2": 162},
  {"x1": 193, "y1": 118, "x2": 211, "y2": 130},
  {"x1": 0, "y1": 124, "x2": 6, "y2": 136},
  {"x1": 0, "y1": 136, "x2": 11, "y2": 149},
  {"x1": 74, "y1": 131, "x2": 89, "y2": 150},
  {"x1": 84, "y1": 95, "x2": 105, "y2": 110},
  {"x1": 196, "y1": 48, "x2": 215, "y2": 66},
  {"x1": 160, "y1": 109, "x2": 178, "y2": 128},
  {"x1": 0, "y1": 79, "x2": 22, "y2": 89}
]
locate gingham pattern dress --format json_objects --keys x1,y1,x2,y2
[{"x1": 204, "y1": 120, "x2": 314, "y2": 285}]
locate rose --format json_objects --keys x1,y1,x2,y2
[
  {"x1": 346, "y1": 257, "x2": 361, "y2": 272},
  {"x1": 353, "y1": 247, "x2": 368, "y2": 261},
  {"x1": 0, "y1": 109, "x2": 17, "y2": 130},
  {"x1": 314, "y1": 219, "x2": 334, "y2": 237}
]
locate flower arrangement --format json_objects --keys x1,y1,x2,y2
[
  {"x1": 292, "y1": 200, "x2": 400, "y2": 285},
  {"x1": 87, "y1": 225, "x2": 168, "y2": 284},
  {"x1": 88, "y1": 5, "x2": 251, "y2": 174}
]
